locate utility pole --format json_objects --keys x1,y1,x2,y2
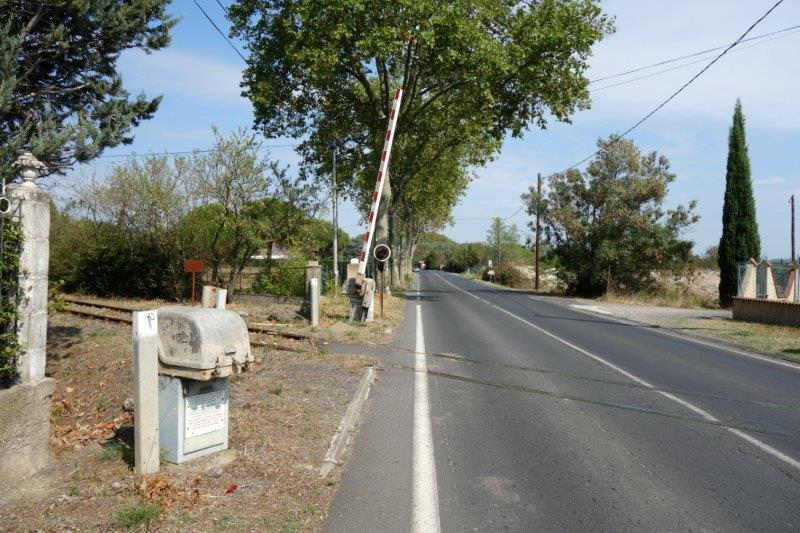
[
  {"x1": 789, "y1": 195, "x2": 797, "y2": 263},
  {"x1": 534, "y1": 173, "x2": 542, "y2": 291},
  {"x1": 332, "y1": 146, "x2": 339, "y2": 293}
]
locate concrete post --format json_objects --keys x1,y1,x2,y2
[
  {"x1": 345, "y1": 259, "x2": 362, "y2": 321},
  {"x1": 9, "y1": 153, "x2": 49, "y2": 383},
  {"x1": 305, "y1": 261, "x2": 321, "y2": 324},
  {"x1": 201, "y1": 285, "x2": 218, "y2": 308},
  {"x1": 362, "y1": 278, "x2": 375, "y2": 323},
  {"x1": 133, "y1": 310, "x2": 160, "y2": 475},
  {"x1": 310, "y1": 277, "x2": 320, "y2": 327},
  {"x1": 215, "y1": 288, "x2": 227, "y2": 310}
]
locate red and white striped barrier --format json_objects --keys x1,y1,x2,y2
[{"x1": 358, "y1": 88, "x2": 403, "y2": 277}]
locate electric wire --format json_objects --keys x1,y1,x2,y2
[
  {"x1": 97, "y1": 144, "x2": 300, "y2": 159},
  {"x1": 563, "y1": 0, "x2": 786, "y2": 172},
  {"x1": 591, "y1": 27, "x2": 800, "y2": 93},
  {"x1": 192, "y1": 0, "x2": 247, "y2": 62},
  {"x1": 588, "y1": 23, "x2": 800, "y2": 84}
]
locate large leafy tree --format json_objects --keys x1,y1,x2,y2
[
  {"x1": 524, "y1": 136, "x2": 698, "y2": 296},
  {"x1": 187, "y1": 128, "x2": 320, "y2": 295},
  {"x1": 0, "y1": 1, "x2": 174, "y2": 179},
  {"x1": 228, "y1": 0, "x2": 613, "y2": 282},
  {"x1": 718, "y1": 100, "x2": 760, "y2": 307}
]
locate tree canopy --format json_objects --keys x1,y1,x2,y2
[
  {"x1": 524, "y1": 136, "x2": 698, "y2": 295},
  {"x1": 0, "y1": 0, "x2": 174, "y2": 179},
  {"x1": 228, "y1": 0, "x2": 614, "y2": 281}
]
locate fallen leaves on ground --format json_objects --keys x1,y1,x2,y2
[
  {"x1": 136, "y1": 475, "x2": 201, "y2": 509},
  {"x1": 50, "y1": 412, "x2": 132, "y2": 451}
]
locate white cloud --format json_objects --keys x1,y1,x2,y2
[
  {"x1": 754, "y1": 177, "x2": 786, "y2": 186},
  {"x1": 118, "y1": 49, "x2": 246, "y2": 105},
  {"x1": 579, "y1": 1, "x2": 800, "y2": 130}
]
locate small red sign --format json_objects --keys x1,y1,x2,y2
[{"x1": 183, "y1": 259, "x2": 204, "y2": 273}]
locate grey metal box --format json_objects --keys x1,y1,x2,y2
[
  {"x1": 157, "y1": 306, "x2": 253, "y2": 380},
  {"x1": 158, "y1": 376, "x2": 228, "y2": 463}
]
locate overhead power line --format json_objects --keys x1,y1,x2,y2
[
  {"x1": 591, "y1": 26, "x2": 800, "y2": 93},
  {"x1": 97, "y1": 144, "x2": 300, "y2": 159},
  {"x1": 589, "y1": 23, "x2": 800, "y2": 85},
  {"x1": 563, "y1": 0, "x2": 786, "y2": 172},
  {"x1": 192, "y1": 0, "x2": 247, "y2": 63}
]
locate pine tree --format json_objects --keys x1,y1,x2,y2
[
  {"x1": 718, "y1": 99, "x2": 760, "y2": 307},
  {"x1": 0, "y1": 1, "x2": 175, "y2": 181}
]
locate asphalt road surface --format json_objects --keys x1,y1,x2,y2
[{"x1": 325, "y1": 271, "x2": 800, "y2": 532}]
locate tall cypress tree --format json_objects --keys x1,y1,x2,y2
[{"x1": 718, "y1": 99, "x2": 760, "y2": 307}]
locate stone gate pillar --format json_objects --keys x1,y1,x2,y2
[
  {"x1": 10, "y1": 152, "x2": 50, "y2": 382},
  {"x1": 0, "y1": 152, "x2": 54, "y2": 489}
]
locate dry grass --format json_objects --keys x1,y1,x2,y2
[
  {"x1": 601, "y1": 287, "x2": 719, "y2": 310},
  {"x1": 671, "y1": 316, "x2": 800, "y2": 363},
  {"x1": 2, "y1": 311, "x2": 377, "y2": 532},
  {"x1": 314, "y1": 291, "x2": 405, "y2": 344}
]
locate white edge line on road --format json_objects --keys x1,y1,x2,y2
[
  {"x1": 436, "y1": 273, "x2": 800, "y2": 472},
  {"x1": 570, "y1": 304, "x2": 612, "y2": 315},
  {"x1": 533, "y1": 295, "x2": 800, "y2": 373},
  {"x1": 413, "y1": 304, "x2": 441, "y2": 533}
]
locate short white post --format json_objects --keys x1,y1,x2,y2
[
  {"x1": 362, "y1": 278, "x2": 375, "y2": 323},
  {"x1": 215, "y1": 288, "x2": 227, "y2": 310},
  {"x1": 310, "y1": 277, "x2": 320, "y2": 327},
  {"x1": 133, "y1": 310, "x2": 160, "y2": 475},
  {"x1": 201, "y1": 285, "x2": 217, "y2": 308}
]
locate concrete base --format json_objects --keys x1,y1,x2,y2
[{"x1": 0, "y1": 378, "x2": 54, "y2": 483}]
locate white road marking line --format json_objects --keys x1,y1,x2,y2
[
  {"x1": 435, "y1": 273, "x2": 800, "y2": 472},
  {"x1": 569, "y1": 303, "x2": 612, "y2": 315},
  {"x1": 531, "y1": 294, "x2": 800, "y2": 372},
  {"x1": 413, "y1": 304, "x2": 441, "y2": 533}
]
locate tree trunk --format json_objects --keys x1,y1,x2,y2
[{"x1": 375, "y1": 172, "x2": 391, "y2": 244}]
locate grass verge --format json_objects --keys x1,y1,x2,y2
[{"x1": 671, "y1": 316, "x2": 800, "y2": 363}]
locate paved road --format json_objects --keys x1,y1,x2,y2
[{"x1": 325, "y1": 271, "x2": 800, "y2": 532}]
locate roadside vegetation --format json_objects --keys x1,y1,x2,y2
[{"x1": 50, "y1": 129, "x2": 349, "y2": 302}]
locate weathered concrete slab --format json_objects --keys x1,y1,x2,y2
[{"x1": 0, "y1": 378, "x2": 55, "y2": 483}]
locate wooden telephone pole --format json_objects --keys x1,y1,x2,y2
[
  {"x1": 789, "y1": 195, "x2": 797, "y2": 263},
  {"x1": 534, "y1": 173, "x2": 542, "y2": 291}
]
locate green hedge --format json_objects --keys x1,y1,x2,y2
[
  {"x1": 0, "y1": 217, "x2": 22, "y2": 387},
  {"x1": 252, "y1": 257, "x2": 307, "y2": 297}
]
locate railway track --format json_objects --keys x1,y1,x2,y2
[{"x1": 60, "y1": 295, "x2": 314, "y2": 349}]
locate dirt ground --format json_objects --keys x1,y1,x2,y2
[{"x1": 0, "y1": 309, "x2": 379, "y2": 532}]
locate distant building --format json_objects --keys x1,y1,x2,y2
[{"x1": 251, "y1": 242, "x2": 289, "y2": 261}]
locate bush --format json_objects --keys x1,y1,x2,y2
[
  {"x1": 252, "y1": 257, "x2": 307, "y2": 297},
  {"x1": 482, "y1": 263, "x2": 527, "y2": 289},
  {"x1": 58, "y1": 230, "x2": 182, "y2": 300}
]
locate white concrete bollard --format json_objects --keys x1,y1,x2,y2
[
  {"x1": 215, "y1": 288, "x2": 227, "y2": 310},
  {"x1": 201, "y1": 285, "x2": 218, "y2": 308},
  {"x1": 310, "y1": 277, "x2": 320, "y2": 327},
  {"x1": 133, "y1": 310, "x2": 160, "y2": 475}
]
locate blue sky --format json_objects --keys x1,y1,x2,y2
[{"x1": 64, "y1": 0, "x2": 800, "y2": 259}]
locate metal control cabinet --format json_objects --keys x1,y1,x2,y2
[
  {"x1": 158, "y1": 376, "x2": 229, "y2": 463},
  {"x1": 155, "y1": 306, "x2": 251, "y2": 464}
]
